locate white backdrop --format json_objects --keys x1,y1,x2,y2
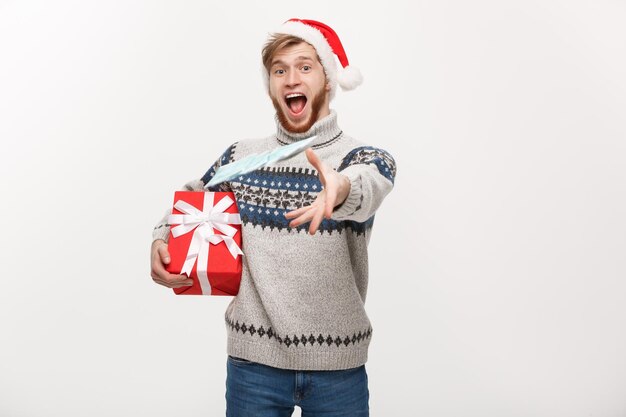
[{"x1": 1, "y1": 1, "x2": 625, "y2": 416}]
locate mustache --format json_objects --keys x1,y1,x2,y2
[{"x1": 271, "y1": 88, "x2": 326, "y2": 134}]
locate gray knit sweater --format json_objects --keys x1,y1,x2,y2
[{"x1": 152, "y1": 110, "x2": 397, "y2": 370}]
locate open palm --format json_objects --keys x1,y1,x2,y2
[{"x1": 284, "y1": 148, "x2": 351, "y2": 235}]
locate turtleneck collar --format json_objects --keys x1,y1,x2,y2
[{"x1": 275, "y1": 109, "x2": 343, "y2": 149}]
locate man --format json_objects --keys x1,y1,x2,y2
[{"x1": 150, "y1": 18, "x2": 397, "y2": 416}]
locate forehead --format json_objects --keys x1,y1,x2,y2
[{"x1": 271, "y1": 42, "x2": 318, "y2": 65}]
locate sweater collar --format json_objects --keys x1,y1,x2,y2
[{"x1": 275, "y1": 109, "x2": 343, "y2": 148}]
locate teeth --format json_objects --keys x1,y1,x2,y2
[{"x1": 285, "y1": 93, "x2": 305, "y2": 99}]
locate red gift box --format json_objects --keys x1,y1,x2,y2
[{"x1": 165, "y1": 191, "x2": 243, "y2": 296}]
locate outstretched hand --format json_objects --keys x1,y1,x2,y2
[{"x1": 284, "y1": 148, "x2": 351, "y2": 235}]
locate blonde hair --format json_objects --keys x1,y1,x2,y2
[{"x1": 261, "y1": 33, "x2": 324, "y2": 76}]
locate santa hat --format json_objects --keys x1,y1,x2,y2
[{"x1": 262, "y1": 18, "x2": 363, "y2": 101}]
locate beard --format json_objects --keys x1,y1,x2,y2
[{"x1": 271, "y1": 84, "x2": 327, "y2": 134}]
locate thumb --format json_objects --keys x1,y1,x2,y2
[
  {"x1": 305, "y1": 148, "x2": 322, "y2": 171},
  {"x1": 306, "y1": 148, "x2": 326, "y2": 184},
  {"x1": 158, "y1": 244, "x2": 171, "y2": 264}
]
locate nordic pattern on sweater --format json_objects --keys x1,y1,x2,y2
[{"x1": 152, "y1": 110, "x2": 396, "y2": 370}]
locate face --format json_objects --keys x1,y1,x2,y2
[{"x1": 268, "y1": 42, "x2": 331, "y2": 133}]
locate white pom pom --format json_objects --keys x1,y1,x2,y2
[{"x1": 337, "y1": 65, "x2": 363, "y2": 91}]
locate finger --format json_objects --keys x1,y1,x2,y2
[
  {"x1": 151, "y1": 256, "x2": 189, "y2": 283},
  {"x1": 168, "y1": 274, "x2": 192, "y2": 283},
  {"x1": 288, "y1": 206, "x2": 317, "y2": 228},
  {"x1": 305, "y1": 149, "x2": 327, "y2": 185},
  {"x1": 288, "y1": 192, "x2": 325, "y2": 225},
  {"x1": 151, "y1": 247, "x2": 193, "y2": 287},
  {"x1": 157, "y1": 245, "x2": 171, "y2": 264},
  {"x1": 308, "y1": 205, "x2": 326, "y2": 235},
  {"x1": 152, "y1": 270, "x2": 193, "y2": 287},
  {"x1": 170, "y1": 281, "x2": 194, "y2": 288},
  {"x1": 151, "y1": 268, "x2": 188, "y2": 283},
  {"x1": 284, "y1": 205, "x2": 310, "y2": 219},
  {"x1": 305, "y1": 148, "x2": 322, "y2": 171},
  {"x1": 153, "y1": 277, "x2": 194, "y2": 288},
  {"x1": 151, "y1": 248, "x2": 172, "y2": 277}
]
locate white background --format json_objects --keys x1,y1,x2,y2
[{"x1": 1, "y1": 1, "x2": 625, "y2": 416}]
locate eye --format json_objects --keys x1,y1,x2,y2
[
  {"x1": 274, "y1": 69, "x2": 285, "y2": 75},
  {"x1": 302, "y1": 65, "x2": 311, "y2": 72}
]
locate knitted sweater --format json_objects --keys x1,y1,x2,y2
[{"x1": 152, "y1": 110, "x2": 397, "y2": 370}]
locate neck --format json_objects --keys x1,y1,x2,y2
[{"x1": 275, "y1": 109, "x2": 343, "y2": 149}]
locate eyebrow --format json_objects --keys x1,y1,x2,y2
[{"x1": 270, "y1": 56, "x2": 315, "y2": 67}]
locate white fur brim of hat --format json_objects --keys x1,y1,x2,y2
[{"x1": 261, "y1": 21, "x2": 363, "y2": 101}]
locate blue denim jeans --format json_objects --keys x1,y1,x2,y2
[{"x1": 226, "y1": 355, "x2": 370, "y2": 417}]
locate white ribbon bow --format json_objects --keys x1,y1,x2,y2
[{"x1": 167, "y1": 193, "x2": 243, "y2": 295}]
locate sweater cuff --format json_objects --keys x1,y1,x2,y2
[
  {"x1": 152, "y1": 224, "x2": 170, "y2": 243},
  {"x1": 152, "y1": 208, "x2": 172, "y2": 243},
  {"x1": 331, "y1": 166, "x2": 363, "y2": 220}
]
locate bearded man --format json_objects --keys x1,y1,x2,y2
[{"x1": 150, "y1": 18, "x2": 397, "y2": 417}]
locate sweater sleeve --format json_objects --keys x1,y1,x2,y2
[
  {"x1": 151, "y1": 143, "x2": 238, "y2": 243},
  {"x1": 330, "y1": 146, "x2": 397, "y2": 223}
]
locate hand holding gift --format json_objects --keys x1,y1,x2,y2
[
  {"x1": 164, "y1": 191, "x2": 243, "y2": 296},
  {"x1": 150, "y1": 239, "x2": 194, "y2": 288}
]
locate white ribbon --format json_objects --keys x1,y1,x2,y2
[{"x1": 167, "y1": 193, "x2": 243, "y2": 295}]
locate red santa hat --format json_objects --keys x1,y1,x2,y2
[{"x1": 262, "y1": 18, "x2": 363, "y2": 101}]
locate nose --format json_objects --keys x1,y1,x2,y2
[{"x1": 286, "y1": 69, "x2": 301, "y2": 87}]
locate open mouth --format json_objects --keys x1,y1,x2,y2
[{"x1": 285, "y1": 93, "x2": 308, "y2": 116}]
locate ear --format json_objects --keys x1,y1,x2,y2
[{"x1": 325, "y1": 81, "x2": 331, "y2": 92}]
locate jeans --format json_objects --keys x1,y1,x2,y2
[{"x1": 226, "y1": 355, "x2": 370, "y2": 417}]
